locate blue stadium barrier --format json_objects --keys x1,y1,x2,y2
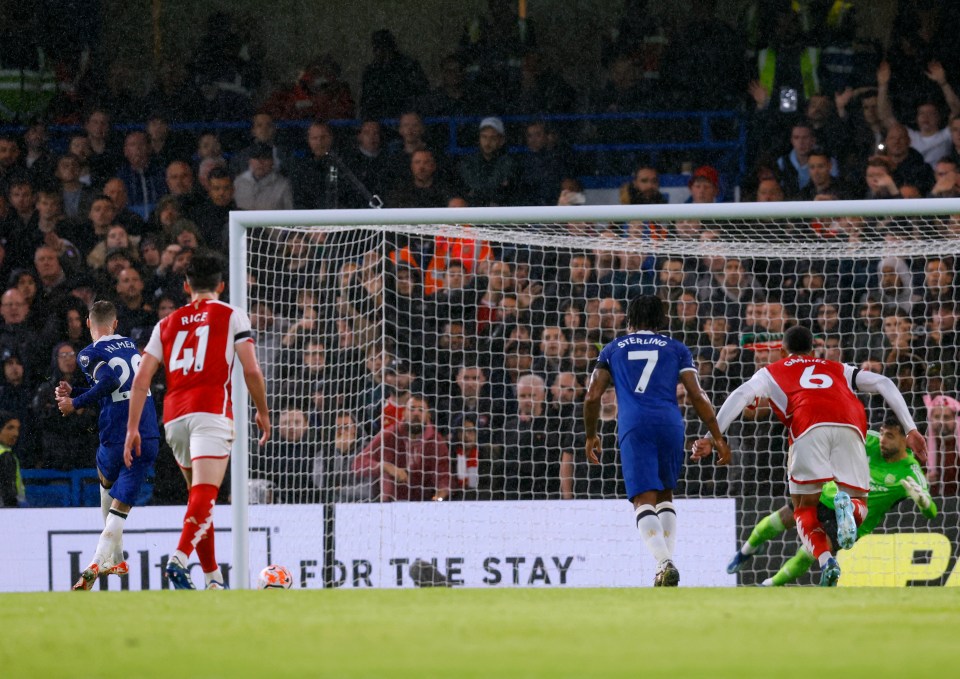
[
  {"x1": 21, "y1": 469, "x2": 100, "y2": 508},
  {"x1": 21, "y1": 468, "x2": 155, "y2": 508},
  {"x1": 0, "y1": 110, "x2": 747, "y2": 185}
]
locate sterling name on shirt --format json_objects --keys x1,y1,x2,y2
[{"x1": 615, "y1": 335, "x2": 668, "y2": 349}]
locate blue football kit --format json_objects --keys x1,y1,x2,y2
[
  {"x1": 595, "y1": 331, "x2": 696, "y2": 498},
  {"x1": 73, "y1": 335, "x2": 160, "y2": 506}
]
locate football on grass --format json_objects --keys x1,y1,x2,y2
[{"x1": 258, "y1": 564, "x2": 293, "y2": 589}]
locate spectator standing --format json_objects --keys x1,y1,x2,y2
[
  {"x1": 884, "y1": 124, "x2": 935, "y2": 195},
  {"x1": 84, "y1": 109, "x2": 120, "y2": 187},
  {"x1": 354, "y1": 394, "x2": 450, "y2": 502},
  {"x1": 262, "y1": 54, "x2": 355, "y2": 122},
  {"x1": 190, "y1": 167, "x2": 236, "y2": 250},
  {"x1": 233, "y1": 143, "x2": 293, "y2": 211},
  {"x1": 256, "y1": 405, "x2": 318, "y2": 504},
  {"x1": 315, "y1": 411, "x2": 372, "y2": 503},
  {"x1": 777, "y1": 123, "x2": 838, "y2": 197},
  {"x1": 114, "y1": 266, "x2": 157, "y2": 345},
  {"x1": 797, "y1": 147, "x2": 854, "y2": 200},
  {"x1": 458, "y1": 117, "x2": 518, "y2": 207},
  {"x1": 499, "y1": 373, "x2": 565, "y2": 500},
  {"x1": 518, "y1": 121, "x2": 570, "y2": 206},
  {"x1": 102, "y1": 178, "x2": 146, "y2": 236},
  {"x1": 458, "y1": 0, "x2": 537, "y2": 104},
  {"x1": 30, "y1": 341, "x2": 97, "y2": 470},
  {"x1": 289, "y1": 122, "x2": 338, "y2": 210},
  {"x1": 117, "y1": 131, "x2": 167, "y2": 221},
  {"x1": 417, "y1": 54, "x2": 493, "y2": 117},
  {"x1": 877, "y1": 60, "x2": 960, "y2": 168},
  {"x1": 359, "y1": 30, "x2": 429, "y2": 119},
  {"x1": 386, "y1": 150, "x2": 453, "y2": 208},
  {"x1": 229, "y1": 113, "x2": 294, "y2": 177},
  {"x1": 55, "y1": 154, "x2": 94, "y2": 220},
  {"x1": 0, "y1": 411, "x2": 23, "y2": 507},
  {"x1": 164, "y1": 161, "x2": 203, "y2": 216},
  {"x1": 341, "y1": 120, "x2": 389, "y2": 207}
]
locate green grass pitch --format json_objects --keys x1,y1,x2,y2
[{"x1": 2, "y1": 588, "x2": 957, "y2": 678}]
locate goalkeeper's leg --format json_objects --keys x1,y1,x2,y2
[
  {"x1": 727, "y1": 505, "x2": 793, "y2": 573},
  {"x1": 761, "y1": 549, "x2": 816, "y2": 587}
]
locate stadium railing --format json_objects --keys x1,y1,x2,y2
[
  {"x1": 0, "y1": 109, "x2": 747, "y2": 188},
  {"x1": 20, "y1": 468, "x2": 153, "y2": 508}
]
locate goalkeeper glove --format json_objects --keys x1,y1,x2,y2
[{"x1": 900, "y1": 477, "x2": 932, "y2": 511}]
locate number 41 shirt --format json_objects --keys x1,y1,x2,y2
[{"x1": 144, "y1": 299, "x2": 253, "y2": 424}]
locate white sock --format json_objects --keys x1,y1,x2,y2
[
  {"x1": 656, "y1": 502, "x2": 677, "y2": 558},
  {"x1": 818, "y1": 552, "x2": 834, "y2": 568},
  {"x1": 635, "y1": 504, "x2": 671, "y2": 564},
  {"x1": 172, "y1": 550, "x2": 189, "y2": 566},
  {"x1": 93, "y1": 510, "x2": 127, "y2": 567},
  {"x1": 100, "y1": 486, "x2": 112, "y2": 524},
  {"x1": 204, "y1": 567, "x2": 224, "y2": 586}
]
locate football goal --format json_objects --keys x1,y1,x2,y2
[{"x1": 228, "y1": 199, "x2": 960, "y2": 589}]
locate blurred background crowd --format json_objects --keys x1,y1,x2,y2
[{"x1": 0, "y1": 0, "x2": 958, "y2": 508}]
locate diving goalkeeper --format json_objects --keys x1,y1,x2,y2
[{"x1": 727, "y1": 414, "x2": 937, "y2": 586}]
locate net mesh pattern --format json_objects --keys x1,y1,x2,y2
[{"x1": 241, "y1": 212, "x2": 959, "y2": 586}]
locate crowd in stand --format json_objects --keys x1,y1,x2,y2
[{"x1": 1, "y1": 1, "x2": 959, "y2": 507}]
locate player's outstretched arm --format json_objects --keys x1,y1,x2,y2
[
  {"x1": 125, "y1": 353, "x2": 160, "y2": 468},
  {"x1": 901, "y1": 477, "x2": 938, "y2": 519},
  {"x1": 583, "y1": 367, "x2": 611, "y2": 465},
  {"x1": 236, "y1": 341, "x2": 270, "y2": 447},
  {"x1": 854, "y1": 370, "x2": 927, "y2": 461},
  {"x1": 680, "y1": 371, "x2": 730, "y2": 465}
]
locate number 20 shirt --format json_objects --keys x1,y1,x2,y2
[
  {"x1": 144, "y1": 299, "x2": 253, "y2": 424},
  {"x1": 78, "y1": 335, "x2": 160, "y2": 443}
]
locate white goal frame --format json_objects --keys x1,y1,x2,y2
[{"x1": 228, "y1": 198, "x2": 960, "y2": 588}]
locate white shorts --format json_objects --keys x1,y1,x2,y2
[
  {"x1": 164, "y1": 413, "x2": 234, "y2": 469},
  {"x1": 787, "y1": 425, "x2": 869, "y2": 495}
]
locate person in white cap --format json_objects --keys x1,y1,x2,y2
[{"x1": 457, "y1": 116, "x2": 518, "y2": 206}]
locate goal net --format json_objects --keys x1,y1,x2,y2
[{"x1": 229, "y1": 200, "x2": 960, "y2": 589}]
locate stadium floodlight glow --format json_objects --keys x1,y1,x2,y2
[{"x1": 230, "y1": 198, "x2": 960, "y2": 589}]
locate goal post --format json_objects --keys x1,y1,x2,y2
[{"x1": 229, "y1": 199, "x2": 960, "y2": 589}]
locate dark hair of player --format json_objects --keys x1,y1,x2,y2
[
  {"x1": 627, "y1": 295, "x2": 666, "y2": 332},
  {"x1": 186, "y1": 251, "x2": 225, "y2": 292},
  {"x1": 88, "y1": 300, "x2": 117, "y2": 326},
  {"x1": 881, "y1": 414, "x2": 906, "y2": 436},
  {"x1": 783, "y1": 325, "x2": 814, "y2": 354}
]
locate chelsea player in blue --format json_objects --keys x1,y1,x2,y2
[
  {"x1": 584, "y1": 295, "x2": 730, "y2": 586},
  {"x1": 56, "y1": 301, "x2": 160, "y2": 591}
]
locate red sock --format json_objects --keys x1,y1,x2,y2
[
  {"x1": 195, "y1": 522, "x2": 217, "y2": 573},
  {"x1": 795, "y1": 505, "x2": 831, "y2": 559},
  {"x1": 176, "y1": 484, "x2": 218, "y2": 558},
  {"x1": 851, "y1": 497, "x2": 868, "y2": 526}
]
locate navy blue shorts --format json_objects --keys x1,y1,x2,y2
[
  {"x1": 619, "y1": 423, "x2": 685, "y2": 499},
  {"x1": 97, "y1": 439, "x2": 159, "y2": 507}
]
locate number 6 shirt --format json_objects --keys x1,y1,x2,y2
[
  {"x1": 714, "y1": 354, "x2": 918, "y2": 444},
  {"x1": 760, "y1": 356, "x2": 867, "y2": 441},
  {"x1": 144, "y1": 299, "x2": 253, "y2": 424}
]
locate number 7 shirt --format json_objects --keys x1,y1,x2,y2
[{"x1": 144, "y1": 299, "x2": 253, "y2": 424}]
